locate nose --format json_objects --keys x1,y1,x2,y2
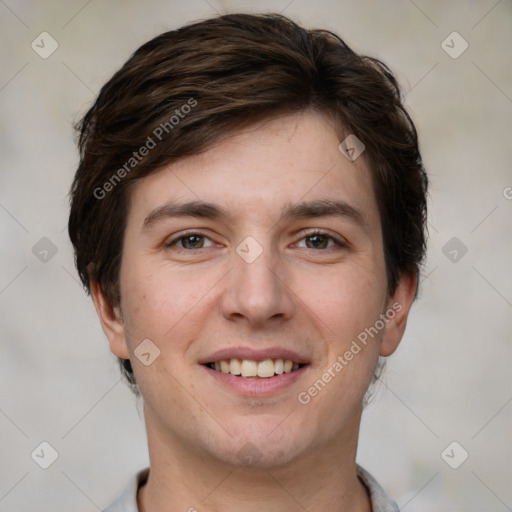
[{"x1": 221, "y1": 238, "x2": 296, "y2": 328}]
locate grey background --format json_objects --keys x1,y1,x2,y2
[{"x1": 1, "y1": 0, "x2": 511, "y2": 510}]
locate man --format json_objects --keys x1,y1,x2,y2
[{"x1": 68, "y1": 12, "x2": 427, "y2": 512}]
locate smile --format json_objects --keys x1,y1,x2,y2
[{"x1": 206, "y1": 358, "x2": 304, "y2": 378}]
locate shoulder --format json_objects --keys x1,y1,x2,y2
[
  {"x1": 102, "y1": 468, "x2": 149, "y2": 512},
  {"x1": 356, "y1": 464, "x2": 400, "y2": 512}
]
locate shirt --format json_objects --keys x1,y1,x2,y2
[{"x1": 103, "y1": 464, "x2": 399, "y2": 512}]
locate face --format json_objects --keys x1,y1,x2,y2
[{"x1": 93, "y1": 111, "x2": 415, "y2": 469}]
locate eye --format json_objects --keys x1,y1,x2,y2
[
  {"x1": 166, "y1": 233, "x2": 215, "y2": 250},
  {"x1": 295, "y1": 230, "x2": 345, "y2": 250}
]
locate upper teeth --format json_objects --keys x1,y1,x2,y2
[{"x1": 211, "y1": 359, "x2": 300, "y2": 378}]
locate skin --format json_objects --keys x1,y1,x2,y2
[{"x1": 92, "y1": 111, "x2": 416, "y2": 511}]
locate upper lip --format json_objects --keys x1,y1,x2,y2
[{"x1": 199, "y1": 346, "x2": 310, "y2": 365}]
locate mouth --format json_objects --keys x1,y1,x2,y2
[
  {"x1": 199, "y1": 347, "x2": 310, "y2": 396},
  {"x1": 205, "y1": 358, "x2": 305, "y2": 378}
]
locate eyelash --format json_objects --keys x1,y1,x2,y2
[
  {"x1": 165, "y1": 230, "x2": 346, "y2": 251},
  {"x1": 295, "y1": 230, "x2": 347, "y2": 250}
]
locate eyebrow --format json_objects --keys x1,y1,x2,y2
[
  {"x1": 143, "y1": 200, "x2": 230, "y2": 228},
  {"x1": 280, "y1": 199, "x2": 367, "y2": 229},
  {"x1": 142, "y1": 198, "x2": 367, "y2": 231}
]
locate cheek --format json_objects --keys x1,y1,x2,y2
[
  {"x1": 119, "y1": 261, "x2": 220, "y2": 354},
  {"x1": 118, "y1": 268, "x2": 201, "y2": 401},
  {"x1": 297, "y1": 261, "x2": 387, "y2": 338},
  {"x1": 119, "y1": 272, "x2": 165, "y2": 339}
]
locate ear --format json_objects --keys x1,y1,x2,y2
[
  {"x1": 90, "y1": 279, "x2": 130, "y2": 359},
  {"x1": 380, "y1": 271, "x2": 417, "y2": 357}
]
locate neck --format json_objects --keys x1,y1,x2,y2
[{"x1": 138, "y1": 408, "x2": 372, "y2": 512}]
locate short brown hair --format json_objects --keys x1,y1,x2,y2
[{"x1": 68, "y1": 13, "x2": 428, "y2": 391}]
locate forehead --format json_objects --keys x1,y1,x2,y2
[{"x1": 127, "y1": 111, "x2": 379, "y2": 230}]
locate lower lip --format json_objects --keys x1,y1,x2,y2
[{"x1": 202, "y1": 365, "x2": 309, "y2": 397}]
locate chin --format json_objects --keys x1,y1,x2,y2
[{"x1": 208, "y1": 417, "x2": 312, "y2": 470}]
